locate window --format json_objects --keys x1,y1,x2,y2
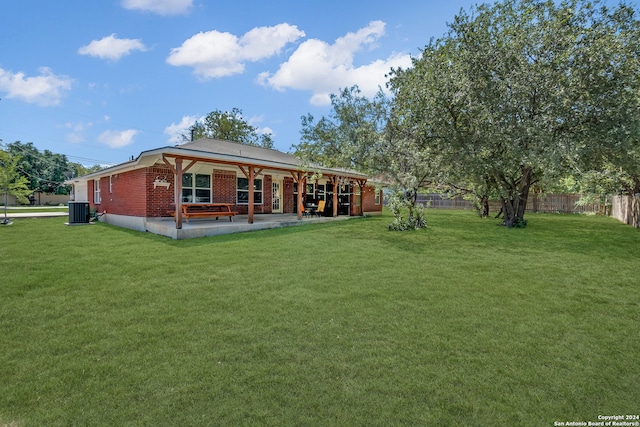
[
  {"x1": 375, "y1": 189, "x2": 381, "y2": 205},
  {"x1": 305, "y1": 182, "x2": 315, "y2": 203},
  {"x1": 237, "y1": 177, "x2": 262, "y2": 204},
  {"x1": 109, "y1": 175, "x2": 113, "y2": 194},
  {"x1": 182, "y1": 173, "x2": 211, "y2": 203},
  {"x1": 94, "y1": 179, "x2": 101, "y2": 204}
]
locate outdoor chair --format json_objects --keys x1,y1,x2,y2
[{"x1": 315, "y1": 200, "x2": 326, "y2": 217}]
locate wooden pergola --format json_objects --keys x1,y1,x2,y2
[{"x1": 161, "y1": 153, "x2": 364, "y2": 229}]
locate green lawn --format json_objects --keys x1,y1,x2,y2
[{"x1": 1, "y1": 210, "x2": 638, "y2": 426}]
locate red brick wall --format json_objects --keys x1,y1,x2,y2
[
  {"x1": 262, "y1": 174, "x2": 272, "y2": 214},
  {"x1": 362, "y1": 185, "x2": 382, "y2": 214},
  {"x1": 283, "y1": 176, "x2": 295, "y2": 213},
  {"x1": 88, "y1": 165, "x2": 380, "y2": 218},
  {"x1": 213, "y1": 169, "x2": 236, "y2": 205},
  {"x1": 146, "y1": 166, "x2": 174, "y2": 217},
  {"x1": 95, "y1": 169, "x2": 147, "y2": 216}
]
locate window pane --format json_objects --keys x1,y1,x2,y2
[
  {"x1": 195, "y1": 174, "x2": 210, "y2": 188},
  {"x1": 237, "y1": 178, "x2": 248, "y2": 190},
  {"x1": 254, "y1": 192, "x2": 262, "y2": 204},
  {"x1": 254, "y1": 179, "x2": 262, "y2": 191},
  {"x1": 182, "y1": 189, "x2": 193, "y2": 202},
  {"x1": 195, "y1": 189, "x2": 211, "y2": 203},
  {"x1": 182, "y1": 173, "x2": 192, "y2": 187},
  {"x1": 237, "y1": 191, "x2": 248, "y2": 204}
]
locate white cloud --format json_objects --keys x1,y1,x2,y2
[
  {"x1": 248, "y1": 115, "x2": 275, "y2": 137},
  {"x1": 78, "y1": 34, "x2": 146, "y2": 61},
  {"x1": 259, "y1": 20, "x2": 412, "y2": 106},
  {"x1": 0, "y1": 67, "x2": 72, "y2": 106},
  {"x1": 98, "y1": 129, "x2": 139, "y2": 148},
  {"x1": 164, "y1": 115, "x2": 200, "y2": 144},
  {"x1": 64, "y1": 122, "x2": 94, "y2": 144},
  {"x1": 167, "y1": 23, "x2": 305, "y2": 79},
  {"x1": 121, "y1": 0, "x2": 192, "y2": 15}
]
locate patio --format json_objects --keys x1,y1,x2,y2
[{"x1": 144, "y1": 213, "x2": 351, "y2": 240}]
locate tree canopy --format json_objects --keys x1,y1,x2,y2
[
  {"x1": 187, "y1": 108, "x2": 275, "y2": 149},
  {"x1": 388, "y1": 0, "x2": 640, "y2": 226},
  {"x1": 297, "y1": 0, "x2": 640, "y2": 228},
  {"x1": 2, "y1": 141, "x2": 103, "y2": 196},
  {"x1": 1, "y1": 149, "x2": 31, "y2": 220}
]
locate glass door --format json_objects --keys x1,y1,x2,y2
[{"x1": 272, "y1": 181, "x2": 282, "y2": 213}]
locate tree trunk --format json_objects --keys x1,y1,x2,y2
[
  {"x1": 481, "y1": 197, "x2": 489, "y2": 218},
  {"x1": 501, "y1": 167, "x2": 533, "y2": 228}
]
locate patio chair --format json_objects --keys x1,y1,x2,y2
[{"x1": 315, "y1": 200, "x2": 326, "y2": 217}]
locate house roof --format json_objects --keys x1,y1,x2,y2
[
  {"x1": 176, "y1": 139, "x2": 305, "y2": 167},
  {"x1": 65, "y1": 138, "x2": 369, "y2": 184}
]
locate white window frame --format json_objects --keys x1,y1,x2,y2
[
  {"x1": 94, "y1": 179, "x2": 101, "y2": 204},
  {"x1": 237, "y1": 177, "x2": 263, "y2": 205},
  {"x1": 181, "y1": 173, "x2": 211, "y2": 203}
]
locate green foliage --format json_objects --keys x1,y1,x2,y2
[
  {"x1": 3, "y1": 141, "x2": 83, "y2": 194},
  {"x1": 386, "y1": 0, "x2": 640, "y2": 227},
  {"x1": 386, "y1": 191, "x2": 428, "y2": 231},
  {"x1": 188, "y1": 107, "x2": 274, "y2": 148},
  {"x1": 0, "y1": 149, "x2": 31, "y2": 207},
  {"x1": 296, "y1": 86, "x2": 389, "y2": 172},
  {"x1": 511, "y1": 217, "x2": 528, "y2": 228}
]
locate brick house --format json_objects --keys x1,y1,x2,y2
[{"x1": 66, "y1": 138, "x2": 383, "y2": 236}]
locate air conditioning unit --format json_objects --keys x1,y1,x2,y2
[{"x1": 68, "y1": 201, "x2": 90, "y2": 224}]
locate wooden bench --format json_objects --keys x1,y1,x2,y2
[{"x1": 170, "y1": 203, "x2": 238, "y2": 223}]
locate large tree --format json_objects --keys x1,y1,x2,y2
[
  {"x1": 1, "y1": 149, "x2": 31, "y2": 223},
  {"x1": 5, "y1": 141, "x2": 73, "y2": 194},
  {"x1": 388, "y1": 0, "x2": 640, "y2": 227},
  {"x1": 296, "y1": 86, "x2": 434, "y2": 228},
  {"x1": 187, "y1": 108, "x2": 274, "y2": 148}
]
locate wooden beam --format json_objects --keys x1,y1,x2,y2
[
  {"x1": 162, "y1": 155, "x2": 176, "y2": 174},
  {"x1": 182, "y1": 160, "x2": 197, "y2": 174}
]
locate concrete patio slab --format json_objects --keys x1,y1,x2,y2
[{"x1": 144, "y1": 213, "x2": 351, "y2": 239}]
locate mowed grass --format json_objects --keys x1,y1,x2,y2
[{"x1": 0, "y1": 210, "x2": 638, "y2": 426}]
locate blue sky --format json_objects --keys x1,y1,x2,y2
[{"x1": 1, "y1": 0, "x2": 631, "y2": 167}]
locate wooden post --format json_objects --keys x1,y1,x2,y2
[
  {"x1": 330, "y1": 176, "x2": 339, "y2": 217},
  {"x1": 357, "y1": 179, "x2": 367, "y2": 216},
  {"x1": 174, "y1": 158, "x2": 183, "y2": 229},
  {"x1": 291, "y1": 171, "x2": 307, "y2": 220},
  {"x1": 248, "y1": 166, "x2": 255, "y2": 224},
  {"x1": 163, "y1": 155, "x2": 197, "y2": 230}
]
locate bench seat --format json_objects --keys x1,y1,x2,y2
[{"x1": 169, "y1": 203, "x2": 238, "y2": 223}]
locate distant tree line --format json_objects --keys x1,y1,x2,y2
[{"x1": 1, "y1": 141, "x2": 104, "y2": 197}]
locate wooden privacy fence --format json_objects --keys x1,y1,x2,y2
[
  {"x1": 611, "y1": 195, "x2": 640, "y2": 228},
  {"x1": 416, "y1": 193, "x2": 602, "y2": 214}
]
